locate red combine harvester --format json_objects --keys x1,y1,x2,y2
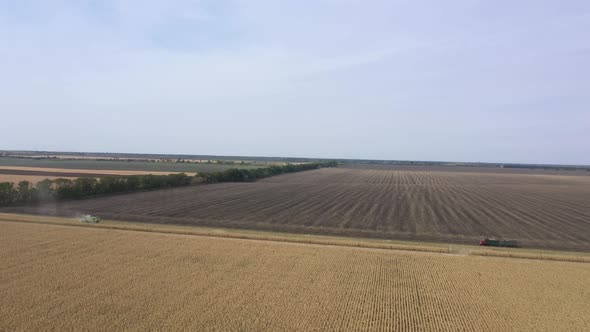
[{"x1": 479, "y1": 238, "x2": 518, "y2": 247}]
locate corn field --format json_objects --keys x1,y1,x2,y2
[{"x1": 1, "y1": 221, "x2": 588, "y2": 331}]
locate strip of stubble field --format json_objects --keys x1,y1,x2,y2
[{"x1": 1, "y1": 213, "x2": 588, "y2": 263}]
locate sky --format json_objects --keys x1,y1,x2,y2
[{"x1": 1, "y1": 1, "x2": 589, "y2": 164}]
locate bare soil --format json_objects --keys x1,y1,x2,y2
[{"x1": 3, "y1": 166, "x2": 590, "y2": 251}]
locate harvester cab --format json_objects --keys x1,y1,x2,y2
[{"x1": 79, "y1": 215, "x2": 101, "y2": 223}]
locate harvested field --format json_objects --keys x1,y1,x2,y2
[
  {"x1": 0, "y1": 166, "x2": 196, "y2": 178},
  {"x1": 3, "y1": 213, "x2": 588, "y2": 262},
  {"x1": 0, "y1": 157, "x2": 262, "y2": 173},
  {"x1": 341, "y1": 163, "x2": 590, "y2": 176},
  {"x1": 5, "y1": 166, "x2": 589, "y2": 251},
  {"x1": 1, "y1": 220, "x2": 588, "y2": 331},
  {"x1": 0, "y1": 166, "x2": 196, "y2": 185},
  {"x1": 0, "y1": 174, "x2": 77, "y2": 184}
]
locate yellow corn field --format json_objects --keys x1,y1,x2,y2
[{"x1": 1, "y1": 220, "x2": 588, "y2": 331}]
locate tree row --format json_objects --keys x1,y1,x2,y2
[{"x1": 0, "y1": 162, "x2": 337, "y2": 206}]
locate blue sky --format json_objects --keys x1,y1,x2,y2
[{"x1": 1, "y1": 1, "x2": 589, "y2": 164}]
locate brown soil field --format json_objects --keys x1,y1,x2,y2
[
  {"x1": 1, "y1": 220, "x2": 588, "y2": 331},
  {"x1": 0, "y1": 174, "x2": 78, "y2": 184},
  {"x1": 341, "y1": 163, "x2": 590, "y2": 176},
  {"x1": 3, "y1": 167, "x2": 590, "y2": 251},
  {"x1": 0, "y1": 166, "x2": 196, "y2": 177},
  {"x1": 0, "y1": 166, "x2": 197, "y2": 184}
]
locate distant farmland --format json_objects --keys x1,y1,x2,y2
[
  {"x1": 0, "y1": 157, "x2": 263, "y2": 173},
  {"x1": 0, "y1": 165, "x2": 196, "y2": 184},
  {"x1": 0, "y1": 174, "x2": 78, "y2": 185},
  {"x1": 5, "y1": 165, "x2": 590, "y2": 251}
]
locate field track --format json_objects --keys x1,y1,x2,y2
[
  {"x1": 0, "y1": 166, "x2": 196, "y2": 177},
  {"x1": 1, "y1": 220, "x2": 589, "y2": 331},
  {"x1": 0, "y1": 166, "x2": 196, "y2": 184},
  {"x1": 0, "y1": 169, "x2": 152, "y2": 178},
  {"x1": 2, "y1": 213, "x2": 588, "y2": 262},
  {"x1": 3, "y1": 165, "x2": 590, "y2": 251}
]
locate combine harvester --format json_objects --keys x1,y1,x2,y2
[
  {"x1": 79, "y1": 215, "x2": 101, "y2": 224},
  {"x1": 479, "y1": 238, "x2": 518, "y2": 247}
]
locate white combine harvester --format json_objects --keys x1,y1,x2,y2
[{"x1": 79, "y1": 215, "x2": 101, "y2": 223}]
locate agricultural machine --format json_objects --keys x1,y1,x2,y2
[
  {"x1": 79, "y1": 215, "x2": 101, "y2": 223},
  {"x1": 479, "y1": 238, "x2": 518, "y2": 247}
]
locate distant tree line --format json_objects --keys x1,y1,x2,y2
[
  {"x1": 0, "y1": 173, "x2": 193, "y2": 206},
  {"x1": 0, "y1": 162, "x2": 337, "y2": 207},
  {"x1": 1, "y1": 155, "x2": 257, "y2": 166},
  {"x1": 196, "y1": 161, "x2": 337, "y2": 183},
  {"x1": 500, "y1": 164, "x2": 590, "y2": 171}
]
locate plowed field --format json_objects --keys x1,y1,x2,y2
[{"x1": 4, "y1": 166, "x2": 590, "y2": 250}]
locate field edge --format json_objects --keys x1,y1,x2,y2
[{"x1": 1, "y1": 213, "x2": 588, "y2": 263}]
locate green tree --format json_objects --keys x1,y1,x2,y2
[
  {"x1": 0, "y1": 182, "x2": 17, "y2": 206},
  {"x1": 16, "y1": 181, "x2": 33, "y2": 202}
]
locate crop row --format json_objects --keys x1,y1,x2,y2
[
  {"x1": 3, "y1": 167, "x2": 590, "y2": 250},
  {"x1": 2, "y1": 221, "x2": 589, "y2": 331}
]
